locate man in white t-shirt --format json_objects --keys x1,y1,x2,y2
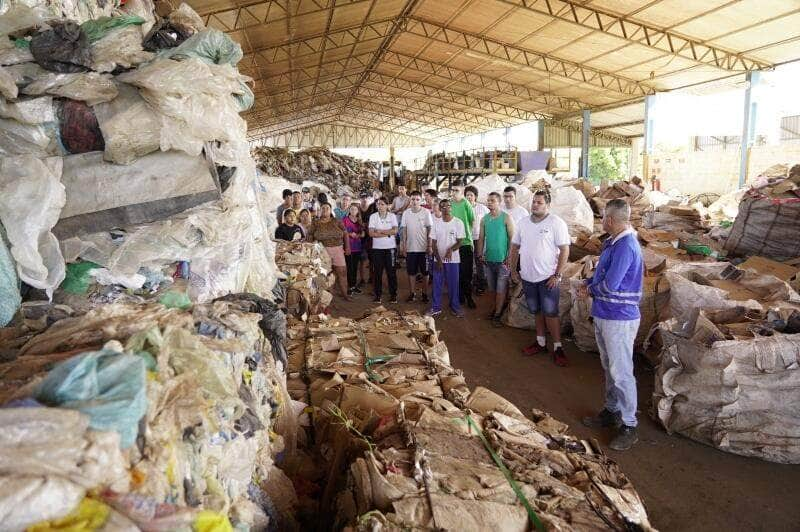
[
  {"x1": 368, "y1": 198, "x2": 399, "y2": 303},
  {"x1": 400, "y1": 190, "x2": 433, "y2": 303},
  {"x1": 427, "y1": 199, "x2": 466, "y2": 318},
  {"x1": 510, "y1": 189, "x2": 571, "y2": 366},
  {"x1": 501, "y1": 186, "x2": 529, "y2": 225},
  {"x1": 465, "y1": 185, "x2": 489, "y2": 295}
]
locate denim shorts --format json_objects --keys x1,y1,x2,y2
[
  {"x1": 484, "y1": 262, "x2": 510, "y2": 293},
  {"x1": 522, "y1": 278, "x2": 559, "y2": 317}
]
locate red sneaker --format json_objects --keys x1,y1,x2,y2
[
  {"x1": 522, "y1": 343, "x2": 546, "y2": 356},
  {"x1": 553, "y1": 347, "x2": 569, "y2": 367}
]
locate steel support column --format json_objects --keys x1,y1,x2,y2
[
  {"x1": 739, "y1": 71, "x2": 761, "y2": 187},
  {"x1": 642, "y1": 94, "x2": 656, "y2": 183},
  {"x1": 580, "y1": 109, "x2": 590, "y2": 178},
  {"x1": 536, "y1": 120, "x2": 545, "y2": 151}
]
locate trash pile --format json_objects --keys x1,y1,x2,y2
[
  {"x1": 0, "y1": 298, "x2": 297, "y2": 529},
  {"x1": 0, "y1": 0, "x2": 276, "y2": 327},
  {"x1": 284, "y1": 308, "x2": 655, "y2": 530},
  {"x1": 275, "y1": 241, "x2": 335, "y2": 317},
  {"x1": 252, "y1": 146, "x2": 379, "y2": 193}
]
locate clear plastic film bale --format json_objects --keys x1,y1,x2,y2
[{"x1": 0, "y1": 155, "x2": 66, "y2": 297}]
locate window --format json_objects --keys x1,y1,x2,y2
[
  {"x1": 692, "y1": 135, "x2": 766, "y2": 151},
  {"x1": 780, "y1": 115, "x2": 800, "y2": 141},
  {"x1": 550, "y1": 148, "x2": 571, "y2": 172}
]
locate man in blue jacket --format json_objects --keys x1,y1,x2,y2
[{"x1": 578, "y1": 198, "x2": 643, "y2": 451}]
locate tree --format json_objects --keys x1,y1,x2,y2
[{"x1": 588, "y1": 147, "x2": 629, "y2": 184}]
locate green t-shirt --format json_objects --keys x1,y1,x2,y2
[
  {"x1": 449, "y1": 198, "x2": 474, "y2": 247},
  {"x1": 482, "y1": 211, "x2": 510, "y2": 263}
]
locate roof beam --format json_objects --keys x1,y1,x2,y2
[
  {"x1": 546, "y1": 119, "x2": 631, "y2": 145},
  {"x1": 246, "y1": 93, "x2": 351, "y2": 123},
  {"x1": 355, "y1": 86, "x2": 522, "y2": 130},
  {"x1": 497, "y1": 0, "x2": 772, "y2": 71},
  {"x1": 340, "y1": 106, "x2": 459, "y2": 138},
  {"x1": 247, "y1": 105, "x2": 344, "y2": 136},
  {"x1": 595, "y1": 120, "x2": 643, "y2": 130},
  {"x1": 405, "y1": 16, "x2": 653, "y2": 96},
  {"x1": 382, "y1": 50, "x2": 583, "y2": 113},
  {"x1": 251, "y1": 122, "x2": 430, "y2": 147},
  {"x1": 350, "y1": 96, "x2": 481, "y2": 134},
  {"x1": 200, "y1": 0, "x2": 371, "y2": 34},
  {"x1": 363, "y1": 72, "x2": 549, "y2": 122}
]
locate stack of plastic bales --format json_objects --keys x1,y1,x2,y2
[
  {"x1": 286, "y1": 308, "x2": 655, "y2": 530},
  {"x1": 0, "y1": 0, "x2": 277, "y2": 324},
  {"x1": 0, "y1": 297, "x2": 298, "y2": 529}
]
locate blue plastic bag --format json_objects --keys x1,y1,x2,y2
[
  {"x1": 33, "y1": 348, "x2": 147, "y2": 448},
  {"x1": 0, "y1": 226, "x2": 20, "y2": 326}
]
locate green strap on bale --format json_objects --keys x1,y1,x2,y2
[{"x1": 465, "y1": 414, "x2": 545, "y2": 531}]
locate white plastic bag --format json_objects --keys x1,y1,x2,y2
[
  {"x1": 0, "y1": 95, "x2": 55, "y2": 124},
  {"x1": 550, "y1": 185, "x2": 595, "y2": 234},
  {"x1": 90, "y1": 25, "x2": 154, "y2": 73},
  {"x1": 0, "y1": 155, "x2": 66, "y2": 297},
  {"x1": 23, "y1": 72, "x2": 118, "y2": 106},
  {"x1": 0, "y1": 65, "x2": 17, "y2": 99},
  {"x1": 94, "y1": 83, "x2": 161, "y2": 164}
]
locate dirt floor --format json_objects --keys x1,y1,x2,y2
[{"x1": 332, "y1": 285, "x2": 800, "y2": 531}]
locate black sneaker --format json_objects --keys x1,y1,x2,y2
[
  {"x1": 372, "y1": 296, "x2": 381, "y2": 303},
  {"x1": 609, "y1": 425, "x2": 638, "y2": 451},
  {"x1": 492, "y1": 316, "x2": 503, "y2": 328},
  {"x1": 487, "y1": 310, "x2": 496, "y2": 320},
  {"x1": 466, "y1": 297, "x2": 476, "y2": 309},
  {"x1": 406, "y1": 293, "x2": 416, "y2": 303},
  {"x1": 389, "y1": 295, "x2": 398, "y2": 304},
  {"x1": 421, "y1": 293, "x2": 429, "y2": 303},
  {"x1": 352, "y1": 287, "x2": 362, "y2": 294},
  {"x1": 582, "y1": 408, "x2": 622, "y2": 429}
]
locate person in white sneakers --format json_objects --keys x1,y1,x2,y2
[
  {"x1": 400, "y1": 190, "x2": 433, "y2": 303},
  {"x1": 427, "y1": 199, "x2": 465, "y2": 318},
  {"x1": 510, "y1": 189, "x2": 570, "y2": 367},
  {"x1": 368, "y1": 198, "x2": 399, "y2": 303}
]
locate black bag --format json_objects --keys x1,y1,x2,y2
[{"x1": 30, "y1": 21, "x2": 92, "y2": 73}]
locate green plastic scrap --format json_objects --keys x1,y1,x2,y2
[
  {"x1": 465, "y1": 414, "x2": 545, "y2": 532},
  {"x1": 158, "y1": 29, "x2": 243, "y2": 65},
  {"x1": 158, "y1": 291, "x2": 192, "y2": 309},
  {"x1": 81, "y1": 15, "x2": 146, "y2": 43},
  {"x1": 61, "y1": 261, "x2": 100, "y2": 294},
  {"x1": 13, "y1": 37, "x2": 30, "y2": 49}
]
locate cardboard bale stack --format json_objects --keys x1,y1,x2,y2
[
  {"x1": 590, "y1": 182, "x2": 651, "y2": 228},
  {"x1": 275, "y1": 241, "x2": 335, "y2": 316},
  {"x1": 290, "y1": 308, "x2": 655, "y2": 530},
  {"x1": 252, "y1": 146, "x2": 379, "y2": 193}
]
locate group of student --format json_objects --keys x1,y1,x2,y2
[{"x1": 273, "y1": 181, "x2": 646, "y2": 451}]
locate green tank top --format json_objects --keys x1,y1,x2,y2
[{"x1": 483, "y1": 211, "x2": 509, "y2": 263}]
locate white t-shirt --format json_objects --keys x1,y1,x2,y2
[
  {"x1": 369, "y1": 212, "x2": 398, "y2": 249},
  {"x1": 401, "y1": 208, "x2": 433, "y2": 253},
  {"x1": 432, "y1": 217, "x2": 466, "y2": 264},
  {"x1": 511, "y1": 214, "x2": 570, "y2": 283},
  {"x1": 502, "y1": 204, "x2": 529, "y2": 225},
  {"x1": 470, "y1": 202, "x2": 489, "y2": 240},
  {"x1": 392, "y1": 195, "x2": 409, "y2": 212}
]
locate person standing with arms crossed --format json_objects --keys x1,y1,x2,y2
[
  {"x1": 400, "y1": 191, "x2": 432, "y2": 303},
  {"x1": 427, "y1": 199, "x2": 465, "y2": 318},
  {"x1": 477, "y1": 192, "x2": 514, "y2": 327},
  {"x1": 510, "y1": 189, "x2": 571, "y2": 367},
  {"x1": 448, "y1": 185, "x2": 476, "y2": 308},
  {"x1": 578, "y1": 199, "x2": 643, "y2": 451},
  {"x1": 368, "y1": 198, "x2": 399, "y2": 304}
]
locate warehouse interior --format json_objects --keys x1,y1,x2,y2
[{"x1": 1, "y1": 0, "x2": 800, "y2": 530}]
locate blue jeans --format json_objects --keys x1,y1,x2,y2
[
  {"x1": 595, "y1": 317, "x2": 641, "y2": 427},
  {"x1": 521, "y1": 279, "x2": 559, "y2": 317},
  {"x1": 431, "y1": 262, "x2": 460, "y2": 312},
  {"x1": 484, "y1": 262, "x2": 510, "y2": 293}
]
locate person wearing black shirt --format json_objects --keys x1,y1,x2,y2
[{"x1": 274, "y1": 209, "x2": 305, "y2": 241}]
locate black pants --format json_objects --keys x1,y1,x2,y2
[
  {"x1": 372, "y1": 248, "x2": 397, "y2": 298},
  {"x1": 459, "y1": 244, "x2": 473, "y2": 301},
  {"x1": 345, "y1": 253, "x2": 360, "y2": 290},
  {"x1": 473, "y1": 239, "x2": 487, "y2": 291}
]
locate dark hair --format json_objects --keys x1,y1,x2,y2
[
  {"x1": 376, "y1": 198, "x2": 388, "y2": 205},
  {"x1": 503, "y1": 186, "x2": 516, "y2": 195},
  {"x1": 425, "y1": 188, "x2": 438, "y2": 198},
  {"x1": 282, "y1": 189, "x2": 293, "y2": 199},
  {"x1": 438, "y1": 198, "x2": 450, "y2": 208},
  {"x1": 292, "y1": 190, "x2": 302, "y2": 196},
  {"x1": 298, "y1": 208, "x2": 310, "y2": 217},
  {"x1": 319, "y1": 201, "x2": 331, "y2": 209},
  {"x1": 410, "y1": 190, "x2": 421, "y2": 197},
  {"x1": 488, "y1": 191, "x2": 501, "y2": 200},
  {"x1": 347, "y1": 205, "x2": 363, "y2": 224},
  {"x1": 464, "y1": 185, "x2": 478, "y2": 197},
  {"x1": 282, "y1": 208, "x2": 296, "y2": 222},
  {"x1": 317, "y1": 192, "x2": 328, "y2": 203},
  {"x1": 533, "y1": 189, "x2": 551, "y2": 204}
]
